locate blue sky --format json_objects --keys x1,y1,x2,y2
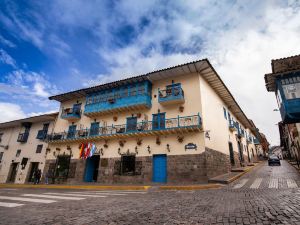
[{"x1": 1, "y1": 0, "x2": 300, "y2": 145}]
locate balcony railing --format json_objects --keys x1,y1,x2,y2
[
  {"x1": 158, "y1": 84, "x2": 184, "y2": 105},
  {"x1": 228, "y1": 120, "x2": 237, "y2": 131},
  {"x1": 61, "y1": 107, "x2": 81, "y2": 120},
  {"x1": 36, "y1": 130, "x2": 47, "y2": 140},
  {"x1": 84, "y1": 81, "x2": 152, "y2": 116},
  {"x1": 17, "y1": 132, "x2": 29, "y2": 143},
  {"x1": 47, "y1": 114, "x2": 202, "y2": 142},
  {"x1": 238, "y1": 128, "x2": 245, "y2": 138}
]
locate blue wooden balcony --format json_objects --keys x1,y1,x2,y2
[
  {"x1": 228, "y1": 120, "x2": 237, "y2": 132},
  {"x1": 46, "y1": 114, "x2": 202, "y2": 143},
  {"x1": 238, "y1": 128, "x2": 245, "y2": 138},
  {"x1": 254, "y1": 138, "x2": 260, "y2": 144},
  {"x1": 158, "y1": 83, "x2": 184, "y2": 105},
  {"x1": 17, "y1": 132, "x2": 29, "y2": 143},
  {"x1": 246, "y1": 136, "x2": 252, "y2": 144},
  {"x1": 276, "y1": 74, "x2": 300, "y2": 124},
  {"x1": 61, "y1": 106, "x2": 81, "y2": 121},
  {"x1": 36, "y1": 130, "x2": 47, "y2": 140},
  {"x1": 84, "y1": 81, "x2": 152, "y2": 116}
]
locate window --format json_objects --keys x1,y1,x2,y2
[
  {"x1": 0, "y1": 133, "x2": 3, "y2": 142},
  {"x1": 0, "y1": 152, "x2": 3, "y2": 161},
  {"x1": 121, "y1": 155, "x2": 135, "y2": 175},
  {"x1": 223, "y1": 107, "x2": 227, "y2": 120},
  {"x1": 126, "y1": 117, "x2": 137, "y2": 132},
  {"x1": 276, "y1": 90, "x2": 282, "y2": 105},
  {"x1": 36, "y1": 145, "x2": 43, "y2": 153},
  {"x1": 43, "y1": 123, "x2": 49, "y2": 131},
  {"x1": 137, "y1": 84, "x2": 145, "y2": 95},
  {"x1": 67, "y1": 125, "x2": 77, "y2": 139},
  {"x1": 90, "y1": 122, "x2": 99, "y2": 136},
  {"x1": 16, "y1": 149, "x2": 21, "y2": 157},
  {"x1": 73, "y1": 104, "x2": 81, "y2": 114},
  {"x1": 282, "y1": 83, "x2": 300, "y2": 99},
  {"x1": 129, "y1": 85, "x2": 136, "y2": 96}
]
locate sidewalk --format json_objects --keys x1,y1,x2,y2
[
  {"x1": 0, "y1": 183, "x2": 223, "y2": 191},
  {"x1": 208, "y1": 162, "x2": 262, "y2": 184}
]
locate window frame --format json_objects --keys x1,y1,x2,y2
[
  {"x1": 121, "y1": 155, "x2": 136, "y2": 175},
  {"x1": 16, "y1": 149, "x2": 21, "y2": 157},
  {"x1": 36, "y1": 144, "x2": 43, "y2": 154}
]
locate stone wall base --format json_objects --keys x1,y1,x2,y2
[{"x1": 43, "y1": 148, "x2": 250, "y2": 184}]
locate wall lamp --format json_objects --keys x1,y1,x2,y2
[
  {"x1": 166, "y1": 144, "x2": 170, "y2": 152},
  {"x1": 135, "y1": 146, "x2": 138, "y2": 155},
  {"x1": 147, "y1": 145, "x2": 151, "y2": 154}
]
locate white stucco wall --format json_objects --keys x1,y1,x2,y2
[
  {"x1": 0, "y1": 120, "x2": 55, "y2": 183},
  {"x1": 47, "y1": 73, "x2": 205, "y2": 160},
  {"x1": 199, "y1": 75, "x2": 257, "y2": 160}
]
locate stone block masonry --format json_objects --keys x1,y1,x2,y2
[{"x1": 43, "y1": 148, "x2": 245, "y2": 184}]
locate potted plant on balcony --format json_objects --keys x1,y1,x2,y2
[
  {"x1": 119, "y1": 140, "x2": 126, "y2": 147},
  {"x1": 177, "y1": 135, "x2": 184, "y2": 143},
  {"x1": 104, "y1": 140, "x2": 108, "y2": 148},
  {"x1": 137, "y1": 138, "x2": 142, "y2": 146},
  {"x1": 179, "y1": 106, "x2": 184, "y2": 112},
  {"x1": 156, "y1": 136, "x2": 161, "y2": 145}
]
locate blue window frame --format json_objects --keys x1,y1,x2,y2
[
  {"x1": 126, "y1": 117, "x2": 137, "y2": 132},
  {"x1": 223, "y1": 107, "x2": 227, "y2": 120},
  {"x1": 152, "y1": 113, "x2": 165, "y2": 130},
  {"x1": 67, "y1": 125, "x2": 76, "y2": 139},
  {"x1": 90, "y1": 122, "x2": 99, "y2": 136}
]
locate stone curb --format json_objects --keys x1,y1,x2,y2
[
  {"x1": 0, "y1": 183, "x2": 224, "y2": 191},
  {"x1": 0, "y1": 184, "x2": 151, "y2": 190},
  {"x1": 287, "y1": 160, "x2": 300, "y2": 172},
  {"x1": 226, "y1": 162, "x2": 262, "y2": 184},
  {"x1": 158, "y1": 184, "x2": 223, "y2": 190}
]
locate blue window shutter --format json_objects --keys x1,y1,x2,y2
[{"x1": 223, "y1": 107, "x2": 227, "y2": 120}]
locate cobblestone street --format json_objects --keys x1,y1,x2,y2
[{"x1": 1, "y1": 161, "x2": 300, "y2": 225}]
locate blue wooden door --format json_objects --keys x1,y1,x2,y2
[
  {"x1": 126, "y1": 117, "x2": 137, "y2": 132},
  {"x1": 152, "y1": 113, "x2": 165, "y2": 130},
  {"x1": 153, "y1": 154, "x2": 167, "y2": 183},
  {"x1": 84, "y1": 157, "x2": 95, "y2": 182},
  {"x1": 67, "y1": 125, "x2": 76, "y2": 139},
  {"x1": 90, "y1": 122, "x2": 99, "y2": 136}
]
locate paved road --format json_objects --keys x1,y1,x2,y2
[{"x1": 0, "y1": 160, "x2": 300, "y2": 225}]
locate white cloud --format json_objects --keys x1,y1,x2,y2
[
  {"x1": 1, "y1": 0, "x2": 300, "y2": 145},
  {"x1": 87, "y1": 0, "x2": 300, "y2": 145},
  {"x1": 0, "y1": 49, "x2": 17, "y2": 68},
  {"x1": 0, "y1": 35, "x2": 16, "y2": 48},
  {"x1": 27, "y1": 110, "x2": 58, "y2": 117},
  {"x1": 0, "y1": 102, "x2": 26, "y2": 123},
  {"x1": 0, "y1": 70, "x2": 59, "y2": 104}
]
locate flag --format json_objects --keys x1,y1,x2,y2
[
  {"x1": 85, "y1": 143, "x2": 91, "y2": 159},
  {"x1": 79, "y1": 143, "x2": 84, "y2": 159},
  {"x1": 90, "y1": 143, "x2": 96, "y2": 157}
]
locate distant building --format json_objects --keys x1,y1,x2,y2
[
  {"x1": 269, "y1": 146, "x2": 283, "y2": 159},
  {"x1": 44, "y1": 59, "x2": 261, "y2": 184},
  {"x1": 0, "y1": 113, "x2": 58, "y2": 183}
]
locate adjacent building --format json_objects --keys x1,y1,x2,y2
[
  {"x1": 0, "y1": 113, "x2": 57, "y2": 183},
  {"x1": 43, "y1": 59, "x2": 260, "y2": 184},
  {"x1": 265, "y1": 54, "x2": 300, "y2": 162}
]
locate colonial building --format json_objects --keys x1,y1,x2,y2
[
  {"x1": 265, "y1": 55, "x2": 300, "y2": 162},
  {"x1": 44, "y1": 59, "x2": 260, "y2": 184},
  {"x1": 0, "y1": 113, "x2": 57, "y2": 183}
]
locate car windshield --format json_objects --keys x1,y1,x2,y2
[{"x1": 269, "y1": 155, "x2": 278, "y2": 159}]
